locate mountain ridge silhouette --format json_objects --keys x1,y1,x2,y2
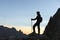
[{"x1": 0, "y1": 8, "x2": 60, "y2": 40}]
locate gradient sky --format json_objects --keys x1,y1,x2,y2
[{"x1": 0, "y1": 0, "x2": 60, "y2": 28}]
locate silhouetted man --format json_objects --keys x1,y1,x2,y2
[{"x1": 31, "y1": 11, "x2": 42, "y2": 34}]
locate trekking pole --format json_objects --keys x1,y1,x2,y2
[{"x1": 31, "y1": 19, "x2": 33, "y2": 32}]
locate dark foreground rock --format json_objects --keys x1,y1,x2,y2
[{"x1": 43, "y1": 8, "x2": 60, "y2": 40}]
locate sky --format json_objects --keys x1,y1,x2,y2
[{"x1": 0, "y1": 0, "x2": 60, "y2": 34}]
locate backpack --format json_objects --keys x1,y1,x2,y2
[{"x1": 40, "y1": 17, "x2": 42, "y2": 22}]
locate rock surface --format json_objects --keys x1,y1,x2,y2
[{"x1": 43, "y1": 8, "x2": 60, "y2": 40}]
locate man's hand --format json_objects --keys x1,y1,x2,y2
[
  {"x1": 31, "y1": 18, "x2": 32, "y2": 20},
  {"x1": 31, "y1": 18, "x2": 36, "y2": 20}
]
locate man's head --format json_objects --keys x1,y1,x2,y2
[
  {"x1": 36, "y1": 11, "x2": 40, "y2": 16},
  {"x1": 37, "y1": 11, "x2": 40, "y2": 13}
]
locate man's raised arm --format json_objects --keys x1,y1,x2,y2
[{"x1": 31, "y1": 16, "x2": 37, "y2": 20}]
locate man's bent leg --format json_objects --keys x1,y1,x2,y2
[{"x1": 33, "y1": 23, "x2": 36, "y2": 33}]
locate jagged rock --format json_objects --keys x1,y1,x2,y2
[
  {"x1": 0, "y1": 25, "x2": 28, "y2": 40},
  {"x1": 43, "y1": 8, "x2": 60, "y2": 40}
]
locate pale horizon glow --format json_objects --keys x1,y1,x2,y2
[{"x1": 4, "y1": 25, "x2": 45, "y2": 34}]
